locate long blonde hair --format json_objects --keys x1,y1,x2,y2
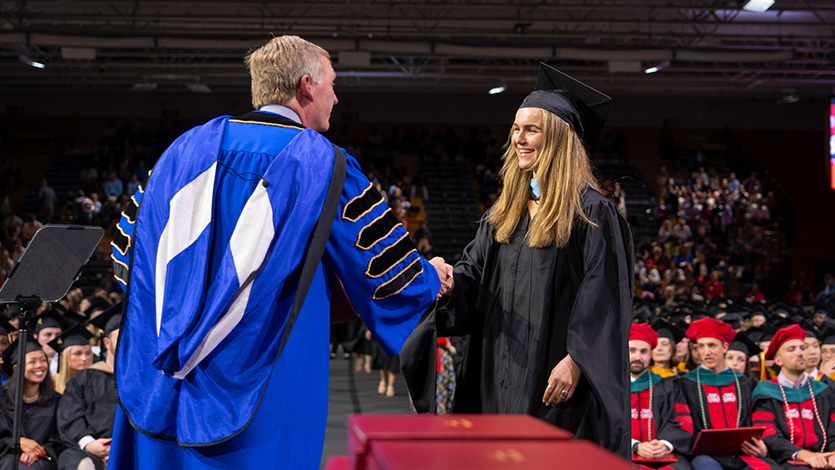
[
  {"x1": 488, "y1": 108, "x2": 598, "y2": 248},
  {"x1": 52, "y1": 345, "x2": 88, "y2": 394}
]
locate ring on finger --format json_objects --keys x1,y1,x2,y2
[
  {"x1": 547, "y1": 384, "x2": 554, "y2": 389},
  {"x1": 560, "y1": 389, "x2": 568, "y2": 398}
]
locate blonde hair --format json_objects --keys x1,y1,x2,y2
[
  {"x1": 488, "y1": 108, "x2": 598, "y2": 248},
  {"x1": 52, "y1": 345, "x2": 88, "y2": 394},
  {"x1": 245, "y1": 35, "x2": 330, "y2": 109}
]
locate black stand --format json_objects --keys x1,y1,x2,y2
[{"x1": 0, "y1": 225, "x2": 103, "y2": 470}]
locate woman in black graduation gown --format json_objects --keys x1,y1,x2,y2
[
  {"x1": 402, "y1": 63, "x2": 633, "y2": 458},
  {"x1": 0, "y1": 337, "x2": 62, "y2": 470}
]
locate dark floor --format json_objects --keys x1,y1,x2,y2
[{"x1": 321, "y1": 354, "x2": 414, "y2": 469}]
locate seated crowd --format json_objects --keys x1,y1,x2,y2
[{"x1": 629, "y1": 291, "x2": 835, "y2": 470}]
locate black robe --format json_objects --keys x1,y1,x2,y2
[
  {"x1": 677, "y1": 368, "x2": 779, "y2": 470},
  {"x1": 631, "y1": 371, "x2": 693, "y2": 470},
  {"x1": 752, "y1": 379, "x2": 835, "y2": 469},
  {"x1": 0, "y1": 388, "x2": 62, "y2": 470},
  {"x1": 56, "y1": 367, "x2": 118, "y2": 470},
  {"x1": 402, "y1": 190, "x2": 634, "y2": 458}
]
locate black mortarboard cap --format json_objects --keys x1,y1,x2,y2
[
  {"x1": 86, "y1": 302, "x2": 123, "y2": 338},
  {"x1": 728, "y1": 332, "x2": 762, "y2": 358},
  {"x1": 822, "y1": 326, "x2": 835, "y2": 345},
  {"x1": 32, "y1": 309, "x2": 75, "y2": 335},
  {"x1": 1, "y1": 336, "x2": 44, "y2": 376},
  {"x1": 47, "y1": 325, "x2": 94, "y2": 354},
  {"x1": 52, "y1": 303, "x2": 87, "y2": 324},
  {"x1": 720, "y1": 313, "x2": 744, "y2": 330},
  {"x1": 0, "y1": 315, "x2": 14, "y2": 338},
  {"x1": 519, "y1": 63, "x2": 612, "y2": 153},
  {"x1": 651, "y1": 317, "x2": 686, "y2": 344}
]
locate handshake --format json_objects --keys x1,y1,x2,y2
[{"x1": 429, "y1": 257, "x2": 455, "y2": 299}]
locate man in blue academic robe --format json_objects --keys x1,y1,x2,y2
[{"x1": 108, "y1": 35, "x2": 452, "y2": 470}]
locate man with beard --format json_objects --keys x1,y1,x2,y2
[
  {"x1": 630, "y1": 323, "x2": 693, "y2": 469},
  {"x1": 752, "y1": 324, "x2": 835, "y2": 469},
  {"x1": 677, "y1": 318, "x2": 771, "y2": 470}
]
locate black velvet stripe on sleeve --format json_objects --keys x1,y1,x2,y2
[
  {"x1": 366, "y1": 234, "x2": 416, "y2": 279},
  {"x1": 343, "y1": 184, "x2": 384, "y2": 222},
  {"x1": 357, "y1": 210, "x2": 401, "y2": 250},
  {"x1": 124, "y1": 200, "x2": 139, "y2": 223},
  {"x1": 112, "y1": 227, "x2": 131, "y2": 256},
  {"x1": 112, "y1": 256, "x2": 129, "y2": 285},
  {"x1": 373, "y1": 258, "x2": 423, "y2": 300}
]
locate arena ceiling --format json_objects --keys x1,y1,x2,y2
[{"x1": 1, "y1": 0, "x2": 835, "y2": 99}]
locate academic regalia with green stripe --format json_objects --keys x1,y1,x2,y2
[
  {"x1": 752, "y1": 378, "x2": 835, "y2": 467},
  {"x1": 631, "y1": 370, "x2": 693, "y2": 470}
]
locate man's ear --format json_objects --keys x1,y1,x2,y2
[{"x1": 297, "y1": 74, "x2": 315, "y2": 104}]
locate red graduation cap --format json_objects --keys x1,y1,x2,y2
[
  {"x1": 630, "y1": 323, "x2": 659, "y2": 350},
  {"x1": 685, "y1": 318, "x2": 736, "y2": 344},
  {"x1": 764, "y1": 324, "x2": 806, "y2": 361}
]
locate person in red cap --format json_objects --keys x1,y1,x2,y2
[
  {"x1": 752, "y1": 324, "x2": 835, "y2": 469},
  {"x1": 676, "y1": 318, "x2": 770, "y2": 470},
  {"x1": 629, "y1": 324, "x2": 694, "y2": 470}
]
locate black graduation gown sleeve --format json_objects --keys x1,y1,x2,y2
[
  {"x1": 654, "y1": 379, "x2": 695, "y2": 456},
  {"x1": 56, "y1": 369, "x2": 118, "y2": 449},
  {"x1": 401, "y1": 215, "x2": 494, "y2": 414},
  {"x1": 553, "y1": 193, "x2": 633, "y2": 458}
]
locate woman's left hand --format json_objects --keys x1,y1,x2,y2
[{"x1": 543, "y1": 354, "x2": 582, "y2": 405}]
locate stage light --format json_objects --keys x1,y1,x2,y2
[
  {"x1": 19, "y1": 54, "x2": 45, "y2": 69},
  {"x1": 489, "y1": 86, "x2": 506, "y2": 95},
  {"x1": 644, "y1": 60, "x2": 671, "y2": 74},
  {"x1": 742, "y1": 0, "x2": 774, "y2": 12}
]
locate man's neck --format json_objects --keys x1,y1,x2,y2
[
  {"x1": 782, "y1": 368, "x2": 807, "y2": 386},
  {"x1": 806, "y1": 366, "x2": 819, "y2": 376},
  {"x1": 705, "y1": 362, "x2": 727, "y2": 373},
  {"x1": 630, "y1": 370, "x2": 647, "y2": 381}
]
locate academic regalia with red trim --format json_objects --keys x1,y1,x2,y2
[
  {"x1": 677, "y1": 367, "x2": 776, "y2": 469},
  {"x1": 631, "y1": 370, "x2": 693, "y2": 470},
  {"x1": 752, "y1": 377, "x2": 835, "y2": 468}
]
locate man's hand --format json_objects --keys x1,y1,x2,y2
[
  {"x1": 797, "y1": 450, "x2": 834, "y2": 469},
  {"x1": 740, "y1": 437, "x2": 767, "y2": 458},
  {"x1": 429, "y1": 257, "x2": 454, "y2": 298},
  {"x1": 636, "y1": 440, "x2": 670, "y2": 459},
  {"x1": 84, "y1": 438, "x2": 111, "y2": 460},
  {"x1": 821, "y1": 361, "x2": 835, "y2": 377}
]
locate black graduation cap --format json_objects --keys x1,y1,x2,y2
[
  {"x1": 86, "y1": 302, "x2": 123, "y2": 338},
  {"x1": 0, "y1": 315, "x2": 14, "y2": 338},
  {"x1": 720, "y1": 313, "x2": 744, "y2": 330},
  {"x1": 728, "y1": 332, "x2": 762, "y2": 358},
  {"x1": 52, "y1": 303, "x2": 87, "y2": 324},
  {"x1": 821, "y1": 326, "x2": 835, "y2": 346},
  {"x1": 519, "y1": 62, "x2": 612, "y2": 153},
  {"x1": 1, "y1": 336, "x2": 44, "y2": 377},
  {"x1": 31, "y1": 309, "x2": 75, "y2": 335},
  {"x1": 47, "y1": 324, "x2": 94, "y2": 355},
  {"x1": 651, "y1": 317, "x2": 686, "y2": 344}
]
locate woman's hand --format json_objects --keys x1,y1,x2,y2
[
  {"x1": 740, "y1": 437, "x2": 767, "y2": 458},
  {"x1": 542, "y1": 354, "x2": 582, "y2": 405},
  {"x1": 19, "y1": 437, "x2": 45, "y2": 458}
]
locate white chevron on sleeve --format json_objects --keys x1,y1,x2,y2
[
  {"x1": 155, "y1": 162, "x2": 218, "y2": 336},
  {"x1": 173, "y1": 180, "x2": 275, "y2": 379}
]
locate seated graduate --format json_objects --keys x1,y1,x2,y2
[
  {"x1": 676, "y1": 318, "x2": 771, "y2": 470},
  {"x1": 33, "y1": 310, "x2": 74, "y2": 377},
  {"x1": 629, "y1": 324, "x2": 693, "y2": 469},
  {"x1": 56, "y1": 308, "x2": 120, "y2": 470},
  {"x1": 48, "y1": 327, "x2": 94, "y2": 395},
  {"x1": 820, "y1": 328, "x2": 835, "y2": 380},
  {"x1": 649, "y1": 319, "x2": 686, "y2": 379},
  {"x1": 725, "y1": 332, "x2": 762, "y2": 383},
  {"x1": 0, "y1": 336, "x2": 62, "y2": 469},
  {"x1": 803, "y1": 329, "x2": 835, "y2": 388},
  {"x1": 752, "y1": 324, "x2": 835, "y2": 470}
]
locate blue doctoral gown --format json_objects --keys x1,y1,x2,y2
[{"x1": 109, "y1": 111, "x2": 440, "y2": 469}]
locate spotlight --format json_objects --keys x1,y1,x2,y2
[
  {"x1": 644, "y1": 60, "x2": 670, "y2": 74},
  {"x1": 489, "y1": 86, "x2": 506, "y2": 95},
  {"x1": 742, "y1": 0, "x2": 774, "y2": 12},
  {"x1": 19, "y1": 54, "x2": 45, "y2": 69}
]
